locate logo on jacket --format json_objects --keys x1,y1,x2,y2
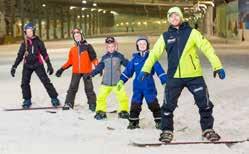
[
  {"x1": 167, "y1": 38, "x2": 176, "y2": 44},
  {"x1": 134, "y1": 62, "x2": 139, "y2": 65}
]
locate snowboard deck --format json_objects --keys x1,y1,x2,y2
[
  {"x1": 4, "y1": 106, "x2": 117, "y2": 113},
  {"x1": 4, "y1": 106, "x2": 63, "y2": 111},
  {"x1": 131, "y1": 138, "x2": 249, "y2": 147},
  {"x1": 108, "y1": 110, "x2": 117, "y2": 113}
]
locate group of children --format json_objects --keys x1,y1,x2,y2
[
  {"x1": 11, "y1": 6, "x2": 226, "y2": 143},
  {"x1": 11, "y1": 22, "x2": 163, "y2": 130}
]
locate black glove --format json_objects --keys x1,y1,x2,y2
[
  {"x1": 85, "y1": 73, "x2": 92, "y2": 80},
  {"x1": 10, "y1": 66, "x2": 16, "y2": 77},
  {"x1": 46, "y1": 61, "x2": 54, "y2": 75},
  {"x1": 213, "y1": 68, "x2": 226, "y2": 80},
  {"x1": 55, "y1": 68, "x2": 64, "y2": 77},
  {"x1": 99, "y1": 71, "x2": 103, "y2": 76}
]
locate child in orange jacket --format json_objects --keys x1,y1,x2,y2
[{"x1": 56, "y1": 28, "x2": 98, "y2": 111}]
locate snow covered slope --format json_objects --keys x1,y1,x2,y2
[{"x1": 0, "y1": 36, "x2": 248, "y2": 154}]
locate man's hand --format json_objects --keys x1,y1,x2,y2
[{"x1": 213, "y1": 68, "x2": 226, "y2": 80}]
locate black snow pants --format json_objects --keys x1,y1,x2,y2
[
  {"x1": 161, "y1": 77, "x2": 214, "y2": 132},
  {"x1": 21, "y1": 64, "x2": 58, "y2": 100},
  {"x1": 64, "y1": 73, "x2": 96, "y2": 108}
]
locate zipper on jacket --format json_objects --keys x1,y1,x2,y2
[
  {"x1": 78, "y1": 45, "x2": 81, "y2": 72},
  {"x1": 176, "y1": 30, "x2": 181, "y2": 78},
  {"x1": 189, "y1": 55, "x2": 196, "y2": 70},
  {"x1": 110, "y1": 54, "x2": 113, "y2": 85}
]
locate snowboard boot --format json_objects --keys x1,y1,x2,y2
[
  {"x1": 88, "y1": 103, "x2": 96, "y2": 112},
  {"x1": 22, "y1": 99, "x2": 32, "y2": 109},
  {"x1": 159, "y1": 130, "x2": 174, "y2": 143},
  {"x1": 118, "y1": 111, "x2": 129, "y2": 119},
  {"x1": 51, "y1": 98, "x2": 60, "y2": 107},
  {"x1": 154, "y1": 119, "x2": 161, "y2": 129},
  {"x1": 94, "y1": 111, "x2": 107, "y2": 120},
  {"x1": 127, "y1": 119, "x2": 140, "y2": 129},
  {"x1": 202, "y1": 129, "x2": 221, "y2": 142},
  {"x1": 62, "y1": 103, "x2": 73, "y2": 110}
]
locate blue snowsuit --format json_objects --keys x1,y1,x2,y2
[{"x1": 120, "y1": 51, "x2": 167, "y2": 122}]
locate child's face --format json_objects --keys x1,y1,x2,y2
[
  {"x1": 137, "y1": 40, "x2": 148, "y2": 52},
  {"x1": 169, "y1": 13, "x2": 181, "y2": 27},
  {"x1": 26, "y1": 29, "x2": 34, "y2": 38},
  {"x1": 106, "y1": 43, "x2": 116, "y2": 53},
  {"x1": 74, "y1": 32, "x2": 82, "y2": 42}
]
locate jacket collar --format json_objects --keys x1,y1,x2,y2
[
  {"x1": 106, "y1": 50, "x2": 118, "y2": 56},
  {"x1": 138, "y1": 50, "x2": 149, "y2": 57},
  {"x1": 168, "y1": 22, "x2": 190, "y2": 32}
]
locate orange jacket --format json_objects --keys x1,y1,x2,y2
[{"x1": 62, "y1": 42, "x2": 98, "y2": 74}]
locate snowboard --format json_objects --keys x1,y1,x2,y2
[
  {"x1": 131, "y1": 138, "x2": 249, "y2": 147},
  {"x1": 108, "y1": 110, "x2": 117, "y2": 113},
  {"x1": 4, "y1": 106, "x2": 63, "y2": 111}
]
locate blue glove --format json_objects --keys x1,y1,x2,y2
[
  {"x1": 213, "y1": 69, "x2": 226, "y2": 80},
  {"x1": 137, "y1": 71, "x2": 150, "y2": 81},
  {"x1": 160, "y1": 74, "x2": 168, "y2": 85}
]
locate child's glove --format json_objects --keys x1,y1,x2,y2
[
  {"x1": 55, "y1": 68, "x2": 64, "y2": 77},
  {"x1": 213, "y1": 68, "x2": 225, "y2": 80},
  {"x1": 116, "y1": 80, "x2": 124, "y2": 91},
  {"x1": 85, "y1": 73, "x2": 92, "y2": 80},
  {"x1": 46, "y1": 61, "x2": 54, "y2": 75},
  {"x1": 10, "y1": 66, "x2": 16, "y2": 77},
  {"x1": 137, "y1": 71, "x2": 150, "y2": 81}
]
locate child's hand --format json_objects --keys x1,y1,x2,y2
[
  {"x1": 55, "y1": 68, "x2": 64, "y2": 77},
  {"x1": 116, "y1": 80, "x2": 124, "y2": 91},
  {"x1": 85, "y1": 74, "x2": 92, "y2": 80},
  {"x1": 91, "y1": 72, "x2": 96, "y2": 78},
  {"x1": 10, "y1": 66, "x2": 16, "y2": 77},
  {"x1": 47, "y1": 62, "x2": 54, "y2": 75},
  {"x1": 160, "y1": 74, "x2": 168, "y2": 85},
  {"x1": 137, "y1": 71, "x2": 150, "y2": 81}
]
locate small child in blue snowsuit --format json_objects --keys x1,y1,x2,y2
[{"x1": 117, "y1": 36, "x2": 167, "y2": 129}]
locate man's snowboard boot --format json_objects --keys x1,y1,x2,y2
[
  {"x1": 94, "y1": 111, "x2": 107, "y2": 120},
  {"x1": 22, "y1": 99, "x2": 32, "y2": 109},
  {"x1": 202, "y1": 129, "x2": 221, "y2": 142},
  {"x1": 51, "y1": 98, "x2": 60, "y2": 107},
  {"x1": 159, "y1": 130, "x2": 174, "y2": 143},
  {"x1": 118, "y1": 111, "x2": 129, "y2": 119}
]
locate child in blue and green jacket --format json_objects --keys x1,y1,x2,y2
[
  {"x1": 91, "y1": 36, "x2": 129, "y2": 120},
  {"x1": 117, "y1": 36, "x2": 167, "y2": 129}
]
